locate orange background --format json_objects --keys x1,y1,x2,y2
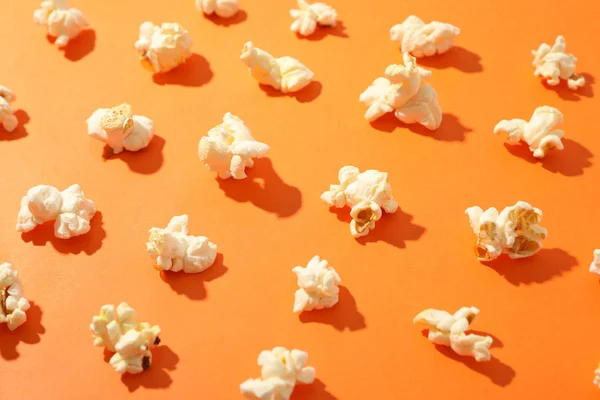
[{"x1": 1, "y1": 0, "x2": 600, "y2": 399}]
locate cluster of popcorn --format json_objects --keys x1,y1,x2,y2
[
  {"x1": 196, "y1": 0, "x2": 239, "y2": 18},
  {"x1": 135, "y1": 22, "x2": 193, "y2": 73},
  {"x1": 390, "y1": 15, "x2": 460, "y2": 58},
  {"x1": 292, "y1": 256, "x2": 341, "y2": 313},
  {"x1": 0, "y1": 86, "x2": 18, "y2": 133},
  {"x1": 0, "y1": 263, "x2": 31, "y2": 331},
  {"x1": 532, "y1": 36, "x2": 585, "y2": 90},
  {"x1": 33, "y1": 0, "x2": 88, "y2": 48},
  {"x1": 289, "y1": 0, "x2": 337, "y2": 37}
]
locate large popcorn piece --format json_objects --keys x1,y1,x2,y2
[
  {"x1": 590, "y1": 250, "x2": 600, "y2": 275},
  {"x1": 290, "y1": 0, "x2": 337, "y2": 37},
  {"x1": 240, "y1": 347, "x2": 316, "y2": 400},
  {"x1": 87, "y1": 103, "x2": 154, "y2": 154},
  {"x1": 494, "y1": 106, "x2": 564, "y2": 159},
  {"x1": 135, "y1": 22, "x2": 192, "y2": 73},
  {"x1": 196, "y1": 0, "x2": 239, "y2": 18},
  {"x1": 33, "y1": 0, "x2": 88, "y2": 48},
  {"x1": 465, "y1": 201, "x2": 547, "y2": 261},
  {"x1": 90, "y1": 302, "x2": 161, "y2": 374},
  {"x1": 532, "y1": 35, "x2": 585, "y2": 90},
  {"x1": 414, "y1": 306, "x2": 493, "y2": 362},
  {"x1": 390, "y1": 15, "x2": 460, "y2": 58},
  {"x1": 292, "y1": 256, "x2": 341, "y2": 313},
  {"x1": 146, "y1": 215, "x2": 217, "y2": 273},
  {"x1": 359, "y1": 53, "x2": 442, "y2": 130},
  {"x1": 321, "y1": 166, "x2": 398, "y2": 238},
  {"x1": 0, "y1": 86, "x2": 18, "y2": 133},
  {"x1": 198, "y1": 113, "x2": 270, "y2": 180},
  {"x1": 16, "y1": 184, "x2": 97, "y2": 239},
  {"x1": 240, "y1": 41, "x2": 315, "y2": 93},
  {"x1": 0, "y1": 263, "x2": 31, "y2": 331}
]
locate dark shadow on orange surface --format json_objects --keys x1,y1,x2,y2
[
  {"x1": 160, "y1": 253, "x2": 228, "y2": 300},
  {"x1": 291, "y1": 379, "x2": 338, "y2": 400},
  {"x1": 121, "y1": 345, "x2": 179, "y2": 392},
  {"x1": 503, "y1": 138, "x2": 593, "y2": 176},
  {"x1": 0, "y1": 109, "x2": 29, "y2": 140},
  {"x1": 102, "y1": 134, "x2": 165, "y2": 174},
  {"x1": 299, "y1": 286, "x2": 366, "y2": 332},
  {"x1": 217, "y1": 158, "x2": 302, "y2": 218},
  {"x1": 259, "y1": 81, "x2": 322, "y2": 103},
  {"x1": 417, "y1": 46, "x2": 483, "y2": 73},
  {"x1": 62, "y1": 29, "x2": 96, "y2": 61},
  {"x1": 298, "y1": 21, "x2": 348, "y2": 41},
  {"x1": 21, "y1": 211, "x2": 106, "y2": 255},
  {"x1": 203, "y1": 9, "x2": 247, "y2": 26},
  {"x1": 370, "y1": 112, "x2": 472, "y2": 142},
  {"x1": 152, "y1": 53, "x2": 213, "y2": 87},
  {"x1": 0, "y1": 303, "x2": 45, "y2": 360},
  {"x1": 103, "y1": 348, "x2": 113, "y2": 362},
  {"x1": 541, "y1": 72, "x2": 594, "y2": 101}
]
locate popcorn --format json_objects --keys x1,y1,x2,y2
[
  {"x1": 414, "y1": 306, "x2": 493, "y2": 362},
  {"x1": 292, "y1": 256, "x2": 341, "y2": 313},
  {"x1": 0, "y1": 86, "x2": 18, "y2": 133},
  {"x1": 86, "y1": 103, "x2": 154, "y2": 154},
  {"x1": 135, "y1": 22, "x2": 192, "y2": 73},
  {"x1": 465, "y1": 201, "x2": 547, "y2": 261},
  {"x1": 90, "y1": 302, "x2": 161, "y2": 374},
  {"x1": 198, "y1": 113, "x2": 270, "y2": 180},
  {"x1": 240, "y1": 41, "x2": 315, "y2": 93},
  {"x1": 16, "y1": 184, "x2": 97, "y2": 239},
  {"x1": 146, "y1": 215, "x2": 217, "y2": 273},
  {"x1": 532, "y1": 35, "x2": 585, "y2": 90},
  {"x1": 196, "y1": 0, "x2": 239, "y2": 18},
  {"x1": 33, "y1": 0, "x2": 88, "y2": 48},
  {"x1": 590, "y1": 249, "x2": 600, "y2": 275},
  {"x1": 240, "y1": 347, "x2": 316, "y2": 400},
  {"x1": 359, "y1": 53, "x2": 442, "y2": 130},
  {"x1": 494, "y1": 106, "x2": 564, "y2": 159},
  {"x1": 594, "y1": 363, "x2": 600, "y2": 388},
  {"x1": 290, "y1": 0, "x2": 337, "y2": 37},
  {"x1": 321, "y1": 166, "x2": 398, "y2": 238},
  {"x1": 390, "y1": 15, "x2": 460, "y2": 58},
  {"x1": 0, "y1": 263, "x2": 31, "y2": 331}
]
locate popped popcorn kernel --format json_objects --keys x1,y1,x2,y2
[
  {"x1": 196, "y1": 0, "x2": 239, "y2": 18},
  {"x1": 0, "y1": 86, "x2": 18, "y2": 132},
  {"x1": 590, "y1": 250, "x2": 600, "y2": 275},
  {"x1": 292, "y1": 256, "x2": 341, "y2": 313},
  {"x1": 390, "y1": 15, "x2": 460, "y2": 57},
  {"x1": 532, "y1": 36, "x2": 585, "y2": 90},
  {"x1": 290, "y1": 0, "x2": 337, "y2": 37},
  {"x1": 0, "y1": 263, "x2": 31, "y2": 331},
  {"x1": 33, "y1": 0, "x2": 89, "y2": 48},
  {"x1": 135, "y1": 22, "x2": 192, "y2": 73}
]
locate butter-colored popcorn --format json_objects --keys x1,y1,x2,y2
[
  {"x1": 290, "y1": 0, "x2": 337, "y2": 37},
  {"x1": 86, "y1": 103, "x2": 154, "y2": 154},
  {"x1": 198, "y1": 113, "x2": 270, "y2": 180},
  {"x1": 33, "y1": 0, "x2": 88, "y2": 48},
  {"x1": 465, "y1": 201, "x2": 547, "y2": 261},
  {"x1": 321, "y1": 166, "x2": 398, "y2": 238},
  {"x1": 90, "y1": 302, "x2": 161, "y2": 374},
  {"x1": 390, "y1": 15, "x2": 460, "y2": 57},
  {"x1": 135, "y1": 22, "x2": 192, "y2": 73},
  {"x1": 590, "y1": 250, "x2": 600, "y2": 275},
  {"x1": 196, "y1": 0, "x2": 239, "y2": 18},
  {"x1": 414, "y1": 306, "x2": 493, "y2": 362},
  {"x1": 292, "y1": 256, "x2": 341, "y2": 313},
  {"x1": 16, "y1": 184, "x2": 97, "y2": 239},
  {"x1": 0, "y1": 86, "x2": 18, "y2": 133},
  {"x1": 147, "y1": 215, "x2": 217, "y2": 273},
  {"x1": 0, "y1": 263, "x2": 31, "y2": 331},
  {"x1": 240, "y1": 347, "x2": 316, "y2": 400},
  {"x1": 494, "y1": 106, "x2": 564, "y2": 159},
  {"x1": 240, "y1": 41, "x2": 315, "y2": 93},
  {"x1": 532, "y1": 36, "x2": 585, "y2": 90},
  {"x1": 359, "y1": 53, "x2": 442, "y2": 130}
]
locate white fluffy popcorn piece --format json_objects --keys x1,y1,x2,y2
[
  {"x1": 0, "y1": 86, "x2": 18, "y2": 133},
  {"x1": 532, "y1": 35, "x2": 585, "y2": 90},
  {"x1": 196, "y1": 0, "x2": 239, "y2": 18},
  {"x1": 321, "y1": 166, "x2": 398, "y2": 238},
  {"x1": 87, "y1": 103, "x2": 154, "y2": 154},
  {"x1": 33, "y1": 0, "x2": 88, "y2": 48},
  {"x1": 240, "y1": 41, "x2": 315, "y2": 93},
  {"x1": 16, "y1": 184, "x2": 97, "y2": 239},
  {"x1": 360, "y1": 53, "x2": 442, "y2": 130},
  {"x1": 240, "y1": 347, "x2": 316, "y2": 400},
  {"x1": 414, "y1": 306, "x2": 493, "y2": 362},
  {"x1": 292, "y1": 256, "x2": 341, "y2": 313},
  {"x1": 290, "y1": 0, "x2": 337, "y2": 37},
  {"x1": 135, "y1": 22, "x2": 192, "y2": 73},
  {"x1": 594, "y1": 363, "x2": 600, "y2": 388},
  {"x1": 390, "y1": 15, "x2": 460, "y2": 58},
  {"x1": 590, "y1": 250, "x2": 600, "y2": 275},
  {"x1": 0, "y1": 263, "x2": 31, "y2": 331},
  {"x1": 146, "y1": 215, "x2": 217, "y2": 273},
  {"x1": 494, "y1": 106, "x2": 564, "y2": 159},
  {"x1": 90, "y1": 302, "x2": 161, "y2": 374},
  {"x1": 465, "y1": 201, "x2": 547, "y2": 261}
]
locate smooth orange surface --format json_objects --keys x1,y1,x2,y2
[{"x1": 1, "y1": 0, "x2": 600, "y2": 399}]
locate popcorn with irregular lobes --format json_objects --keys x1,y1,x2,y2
[
  {"x1": 33, "y1": 0, "x2": 88, "y2": 48},
  {"x1": 240, "y1": 347, "x2": 316, "y2": 400},
  {"x1": 532, "y1": 36, "x2": 585, "y2": 90},
  {"x1": 0, "y1": 263, "x2": 30, "y2": 331},
  {"x1": 147, "y1": 215, "x2": 217, "y2": 273},
  {"x1": 292, "y1": 256, "x2": 341, "y2": 313},
  {"x1": 594, "y1": 364, "x2": 600, "y2": 388},
  {"x1": 196, "y1": 0, "x2": 239, "y2": 18},
  {"x1": 360, "y1": 53, "x2": 442, "y2": 130},
  {"x1": 199, "y1": 113, "x2": 270, "y2": 180},
  {"x1": 0, "y1": 86, "x2": 18, "y2": 133},
  {"x1": 390, "y1": 15, "x2": 460, "y2": 57},
  {"x1": 321, "y1": 166, "x2": 398, "y2": 238},
  {"x1": 90, "y1": 302, "x2": 161, "y2": 374},
  {"x1": 240, "y1": 41, "x2": 314, "y2": 93},
  {"x1": 135, "y1": 22, "x2": 192, "y2": 73},
  {"x1": 290, "y1": 0, "x2": 337, "y2": 37},
  {"x1": 590, "y1": 250, "x2": 600, "y2": 275},
  {"x1": 465, "y1": 201, "x2": 547, "y2": 261},
  {"x1": 16, "y1": 184, "x2": 97, "y2": 239},
  {"x1": 494, "y1": 106, "x2": 564, "y2": 159},
  {"x1": 414, "y1": 306, "x2": 493, "y2": 362}
]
